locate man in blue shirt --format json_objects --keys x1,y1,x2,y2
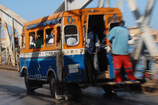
[
  {"x1": 107, "y1": 20, "x2": 136, "y2": 83},
  {"x1": 85, "y1": 26, "x2": 101, "y2": 82}
]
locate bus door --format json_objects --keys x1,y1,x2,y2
[
  {"x1": 86, "y1": 14, "x2": 109, "y2": 74},
  {"x1": 62, "y1": 16, "x2": 85, "y2": 82}
]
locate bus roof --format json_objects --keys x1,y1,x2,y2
[{"x1": 23, "y1": 8, "x2": 121, "y2": 27}]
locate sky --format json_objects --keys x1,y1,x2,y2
[{"x1": 0, "y1": 0, "x2": 158, "y2": 30}]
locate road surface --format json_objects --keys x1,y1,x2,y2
[{"x1": 0, "y1": 69, "x2": 158, "y2": 105}]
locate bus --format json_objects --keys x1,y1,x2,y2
[{"x1": 19, "y1": 7, "x2": 138, "y2": 99}]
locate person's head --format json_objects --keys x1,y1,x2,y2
[
  {"x1": 119, "y1": 20, "x2": 125, "y2": 26},
  {"x1": 88, "y1": 26, "x2": 94, "y2": 33}
]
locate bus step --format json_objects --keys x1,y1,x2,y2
[{"x1": 96, "y1": 81, "x2": 140, "y2": 86}]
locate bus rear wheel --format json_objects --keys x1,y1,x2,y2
[
  {"x1": 50, "y1": 74, "x2": 59, "y2": 98},
  {"x1": 102, "y1": 85, "x2": 113, "y2": 94},
  {"x1": 24, "y1": 74, "x2": 36, "y2": 92},
  {"x1": 102, "y1": 85, "x2": 117, "y2": 98}
]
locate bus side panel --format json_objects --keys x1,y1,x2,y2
[
  {"x1": 20, "y1": 51, "x2": 58, "y2": 81},
  {"x1": 25, "y1": 58, "x2": 38, "y2": 78},
  {"x1": 25, "y1": 57, "x2": 57, "y2": 80},
  {"x1": 19, "y1": 57, "x2": 26, "y2": 74},
  {"x1": 63, "y1": 53, "x2": 85, "y2": 82}
]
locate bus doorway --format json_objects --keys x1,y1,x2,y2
[
  {"x1": 86, "y1": 15, "x2": 108, "y2": 75},
  {"x1": 87, "y1": 15, "x2": 105, "y2": 41}
]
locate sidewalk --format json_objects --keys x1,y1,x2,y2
[{"x1": 0, "y1": 64, "x2": 18, "y2": 71}]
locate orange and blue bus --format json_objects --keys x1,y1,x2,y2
[{"x1": 19, "y1": 7, "x2": 133, "y2": 99}]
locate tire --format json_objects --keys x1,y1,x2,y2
[
  {"x1": 49, "y1": 74, "x2": 59, "y2": 98},
  {"x1": 102, "y1": 85, "x2": 117, "y2": 98},
  {"x1": 72, "y1": 83, "x2": 82, "y2": 99},
  {"x1": 24, "y1": 73, "x2": 36, "y2": 92},
  {"x1": 102, "y1": 85, "x2": 113, "y2": 94}
]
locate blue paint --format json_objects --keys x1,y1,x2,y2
[
  {"x1": 107, "y1": 52, "x2": 115, "y2": 79},
  {"x1": 25, "y1": 58, "x2": 54, "y2": 61},
  {"x1": 67, "y1": 16, "x2": 73, "y2": 24},
  {"x1": 20, "y1": 57, "x2": 57, "y2": 80},
  {"x1": 63, "y1": 54, "x2": 86, "y2": 82},
  {"x1": 20, "y1": 54, "x2": 85, "y2": 82},
  {"x1": 112, "y1": 14, "x2": 117, "y2": 22},
  {"x1": 26, "y1": 18, "x2": 61, "y2": 30}
]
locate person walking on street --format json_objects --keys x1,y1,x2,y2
[{"x1": 107, "y1": 20, "x2": 136, "y2": 83}]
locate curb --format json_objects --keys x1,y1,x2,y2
[{"x1": 0, "y1": 64, "x2": 19, "y2": 71}]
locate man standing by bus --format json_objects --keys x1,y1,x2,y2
[
  {"x1": 107, "y1": 20, "x2": 136, "y2": 83},
  {"x1": 86, "y1": 26, "x2": 101, "y2": 83}
]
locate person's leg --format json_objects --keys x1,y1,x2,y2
[
  {"x1": 123, "y1": 55, "x2": 136, "y2": 81},
  {"x1": 85, "y1": 52, "x2": 93, "y2": 81},
  {"x1": 94, "y1": 53, "x2": 100, "y2": 75},
  {"x1": 85, "y1": 52, "x2": 94, "y2": 82},
  {"x1": 85, "y1": 52, "x2": 90, "y2": 81},
  {"x1": 113, "y1": 55, "x2": 123, "y2": 83},
  {"x1": 91, "y1": 54, "x2": 96, "y2": 81}
]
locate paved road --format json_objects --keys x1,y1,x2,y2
[{"x1": 0, "y1": 69, "x2": 158, "y2": 105}]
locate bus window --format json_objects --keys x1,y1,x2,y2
[
  {"x1": 64, "y1": 25, "x2": 79, "y2": 46},
  {"x1": 36, "y1": 30, "x2": 44, "y2": 48},
  {"x1": 29, "y1": 32, "x2": 35, "y2": 49},
  {"x1": 56, "y1": 27, "x2": 61, "y2": 44},
  {"x1": 22, "y1": 35, "x2": 25, "y2": 49},
  {"x1": 46, "y1": 28, "x2": 55, "y2": 47}
]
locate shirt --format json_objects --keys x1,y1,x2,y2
[
  {"x1": 86, "y1": 31, "x2": 101, "y2": 54},
  {"x1": 107, "y1": 26, "x2": 132, "y2": 55},
  {"x1": 47, "y1": 35, "x2": 55, "y2": 44},
  {"x1": 36, "y1": 38, "x2": 43, "y2": 48},
  {"x1": 67, "y1": 37, "x2": 77, "y2": 46}
]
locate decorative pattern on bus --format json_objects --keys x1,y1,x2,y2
[
  {"x1": 67, "y1": 16, "x2": 73, "y2": 24},
  {"x1": 62, "y1": 48, "x2": 84, "y2": 55},
  {"x1": 107, "y1": 14, "x2": 121, "y2": 23},
  {"x1": 20, "y1": 48, "x2": 85, "y2": 58},
  {"x1": 20, "y1": 50, "x2": 59, "y2": 58},
  {"x1": 26, "y1": 18, "x2": 61, "y2": 30}
]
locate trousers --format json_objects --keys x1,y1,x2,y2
[
  {"x1": 85, "y1": 51, "x2": 99, "y2": 81},
  {"x1": 113, "y1": 55, "x2": 136, "y2": 82}
]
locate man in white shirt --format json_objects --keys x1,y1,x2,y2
[
  {"x1": 66, "y1": 37, "x2": 77, "y2": 46},
  {"x1": 46, "y1": 29, "x2": 55, "y2": 44}
]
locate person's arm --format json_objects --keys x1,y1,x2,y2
[
  {"x1": 95, "y1": 34, "x2": 101, "y2": 50},
  {"x1": 128, "y1": 35, "x2": 132, "y2": 40},
  {"x1": 107, "y1": 28, "x2": 116, "y2": 41}
]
